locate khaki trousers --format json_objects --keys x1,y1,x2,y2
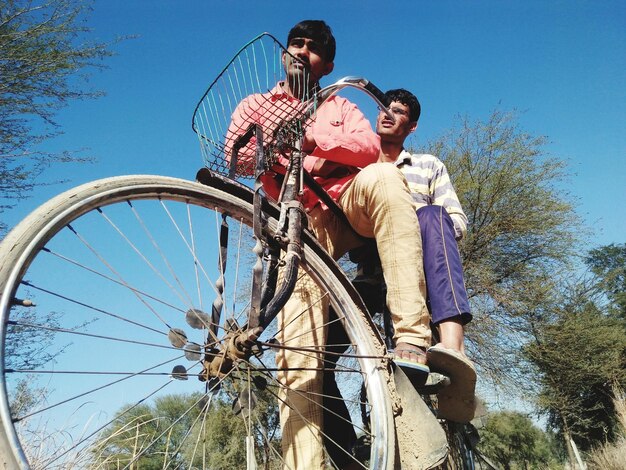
[{"x1": 276, "y1": 163, "x2": 431, "y2": 469}]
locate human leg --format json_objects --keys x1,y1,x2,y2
[
  {"x1": 276, "y1": 271, "x2": 327, "y2": 468},
  {"x1": 323, "y1": 308, "x2": 358, "y2": 467},
  {"x1": 416, "y1": 205, "x2": 476, "y2": 421},
  {"x1": 416, "y1": 205, "x2": 471, "y2": 330},
  {"x1": 339, "y1": 163, "x2": 431, "y2": 356},
  {"x1": 276, "y1": 206, "x2": 362, "y2": 469},
  {"x1": 437, "y1": 318, "x2": 466, "y2": 353},
  {"x1": 416, "y1": 204, "x2": 472, "y2": 353}
]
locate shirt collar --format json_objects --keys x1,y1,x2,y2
[
  {"x1": 269, "y1": 82, "x2": 290, "y2": 100},
  {"x1": 395, "y1": 149, "x2": 412, "y2": 167},
  {"x1": 269, "y1": 82, "x2": 304, "y2": 103},
  {"x1": 269, "y1": 81, "x2": 321, "y2": 103}
]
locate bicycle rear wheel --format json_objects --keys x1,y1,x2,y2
[
  {"x1": 0, "y1": 175, "x2": 395, "y2": 469},
  {"x1": 439, "y1": 422, "x2": 477, "y2": 470}
]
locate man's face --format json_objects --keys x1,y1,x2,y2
[
  {"x1": 376, "y1": 101, "x2": 417, "y2": 143},
  {"x1": 283, "y1": 37, "x2": 334, "y2": 84}
]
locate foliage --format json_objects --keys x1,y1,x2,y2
[
  {"x1": 5, "y1": 303, "x2": 92, "y2": 416},
  {"x1": 478, "y1": 411, "x2": 563, "y2": 470},
  {"x1": 421, "y1": 110, "x2": 581, "y2": 387},
  {"x1": 0, "y1": 0, "x2": 114, "y2": 234},
  {"x1": 195, "y1": 387, "x2": 281, "y2": 469},
  {"x1": 587, "y1": 384, "x2": 626, "y2": 470},
  {"x1": 91, "y1": 395, "x2": 197, "y2": 469},
  {"x1": 4, "y1": 306, "x2": 64, "y2": 371},
  {"x1": 8, "y1": 378, "x2": 43, "y2": 418},
  {"x1": 524, "y1": 283, "x2": 626, "y2": 452},
  {"x1": 586, "y1": 243, "x2": 626, "y2": 319},
  {"x1": 91, "y1": 387, "x2": 280, "y2": 469},
  {"x1": 5, "y1": 307, "x2": 66, "y2": 420}
]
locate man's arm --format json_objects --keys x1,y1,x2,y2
[
  {"x1": 305, "y1": 96, "x2": 380, "y2": 167},
  {"x1": 224, "y1": 89, "x2": 304, "y2": 176},
  {"x1": 223, "y1": 95, "x2": 260, "y2": 176},
  {"x1": 430, "y1": 159, "x2": 468, "y2": 240}
]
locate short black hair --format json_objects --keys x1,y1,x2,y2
[
  {"x1": 384, "y1": 88, "x2": 421, "y2": 123},
  {"x1": 287, "y1": 20, "x2": 336, "y2": 62}
]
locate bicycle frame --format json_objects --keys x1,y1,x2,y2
[
  {"x1": 203, "y1": 77, "x2": 394, "y2": 367},
  {"x1": 0, "y1": 29, "x2": 476, "y2": 468}
]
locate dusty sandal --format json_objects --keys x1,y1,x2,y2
[
  {"x1": 427, "y1": 346, "x2": 477, "y2": 423},
  {"x1": 392, "y1": 346, "x2": 430, "y2": 381}
]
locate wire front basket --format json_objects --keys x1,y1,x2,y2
[{"x1": 192, "y1": 33, "x2": 317, "y2": 179}]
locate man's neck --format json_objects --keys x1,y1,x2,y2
[
  {"x1": 284, "y1": 78, "x2": 320, "y2": 101},
  {"x1": 378, "y1": 142, "x2": 404, "y2": 163}
]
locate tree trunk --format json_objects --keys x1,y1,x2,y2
[{"x1": 562, "y1": 417, "x2": 578, "y2": 469}]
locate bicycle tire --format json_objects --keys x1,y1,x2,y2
[
  {"x1": 436, "y1": 422, "x2": 476, "y2": 470},
  {"x1": 0, "y1": 175, "x2": 395, "y2": 469}
]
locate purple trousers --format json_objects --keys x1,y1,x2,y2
[{"x1": 417, "y1": 205, "x2": 471, "y2": 325}]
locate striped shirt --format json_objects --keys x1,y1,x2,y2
[{"x1": 395, "y1": 150, "x2": 468, "y2": 239}]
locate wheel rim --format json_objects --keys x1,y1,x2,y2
[{"x1": 0, "y1": 177, "x2": 392, "y2": 469}]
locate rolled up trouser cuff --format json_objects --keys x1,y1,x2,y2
[{"x1": 395, "y1": 335, "x2": 430, "y2": 349}]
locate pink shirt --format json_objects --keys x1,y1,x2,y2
[{"x1": 225, "y1": 83, "x2": 380, "y2": 210}]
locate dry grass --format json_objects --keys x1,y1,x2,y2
[{"x1": 586, "y1": 384, "x2": 626, "y2": 470}]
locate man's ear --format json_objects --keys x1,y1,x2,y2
[
  {"x1": 322, "y1": 61, "x2": 334, "y2": 77},
  {"x1": 409, "y1": 121, "x2": 418, "y2": 134}
]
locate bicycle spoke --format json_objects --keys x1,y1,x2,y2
[
  {"x1": 21, "y1": 280, "x2": 171, "y2": 336},
  {"x1": 0, "y1": 175, "x2": 394, "y2": 469},
  {"x1": 12, "y1": 356, "x2": 192, "y2": 423},
  {"x1": 8, "y1": 320, "x2": 179, "y2": 354},
  {"x1": 99, "y1": 204, "x2": 197, "y2": 313},
  {"x1": 66, "y1": 223, "x2": 179, "y2": 330},
  {"x1": 121, "y1": 392, "x2": 210, "y2": 469},
  {"x1": 159, "y1": 199, "x2": 223, "y2": 301},
  {"x1": 249, "y1": 361, "x2": 369, "y2": 468},
  {"x1": 22, "y1": 380, "x2": 173, "y2": 469}
]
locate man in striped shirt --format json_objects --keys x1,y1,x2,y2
[{"x1": 376, "y1": 88, "x2": 476, "y2": 422}]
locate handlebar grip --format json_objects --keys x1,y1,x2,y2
[{"x1": 362, "y1": 80, "x2": 390, "y2": 108}]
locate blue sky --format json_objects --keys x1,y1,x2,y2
[{"x1": 5, "y1": 0, "x2": 625, "y2": 248}]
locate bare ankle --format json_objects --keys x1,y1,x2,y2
[{"x1": 437, "y1": 319, "x2": 465, "y2": 353}]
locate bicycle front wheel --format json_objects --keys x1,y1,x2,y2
[{"x1": 0, "y1": 175, "x2": 395, "y2": 469}]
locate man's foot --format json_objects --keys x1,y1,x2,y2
[
  {"x1": 427, "y1": 345, "x2": 476, "y2": 423},
  {"x1": 393, "y1": 342, "x2": 430, "y2": 382}
]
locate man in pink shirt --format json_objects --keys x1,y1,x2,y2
[
  {"x1": 227, "y1": 20, "x2": 432, "y2": 469},
  {"x1": 224, "y1": 39, "x2": 380, "y2": 211}
]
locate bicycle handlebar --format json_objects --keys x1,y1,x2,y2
[{"x1": 308, "y1": 76, "x2": 395, "y2": 124}]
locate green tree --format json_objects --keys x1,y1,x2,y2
[
  {"x1": 92, "y1": 394, "x2": 202, "y2": 469},
  {"x1": 586, "y1": 243, "x2": 626, "y2": 319},
  {"x1": 524, "y1": 284, "x2": 626, "y2": 453},
  {"x1": 421, "y1": 110, "x2": 581, "y2": 386},
  {"x1": 0, "y1": 0, "x2": 114, "y2": 235},
  {"x1": 478, "y1": 411, "x2": 562, "y2": 470},
  {"x1": 1, "y1": 2, "x2": 115, "y2": 456},
  {"x1": 92, "y1": 388, "x2": 280, "y2": 469},
  {"x1": 587, "y1": 384, "x2": 626, "y2": 470}
]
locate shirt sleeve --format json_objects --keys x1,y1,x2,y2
[
  {"x1": 430, "y1": 160, "x2": 469, "y2": 240},
  {"x1": 223, "y1": 96, "x2": 258, "y2": 176},
  {"x1": 307, "y1": 97, "x2": 380, "y2": 167}
]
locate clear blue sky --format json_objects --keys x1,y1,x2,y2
[{"x1": 5, "y1": 0, "x2": 625, "y2": 248}]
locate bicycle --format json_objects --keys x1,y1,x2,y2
[{"x1": 0, "y1": 33, "x2": 476, "y2": 469}]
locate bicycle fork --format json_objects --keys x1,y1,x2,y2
[{"x1": 200, "y1": 124, "x2": 305, "y2": 379}]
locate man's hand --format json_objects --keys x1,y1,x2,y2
[{"x1": 301, "y1": 129, "x2": 316, "y2": 153}]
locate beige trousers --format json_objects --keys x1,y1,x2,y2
[{"x1": 276, "y1": 163, "x2": 431, "y2": 468}]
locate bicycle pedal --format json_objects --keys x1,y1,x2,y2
[{"x1": 416, "y1": 372, "x2": 451, "y2": 394}]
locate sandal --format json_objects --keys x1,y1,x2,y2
[
  {"x1": 392, "y1": 345, "x2": 430, "y2": 382},
  {"x1": 427, "y1": 346, "x2": 477, "y2": 423}
]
